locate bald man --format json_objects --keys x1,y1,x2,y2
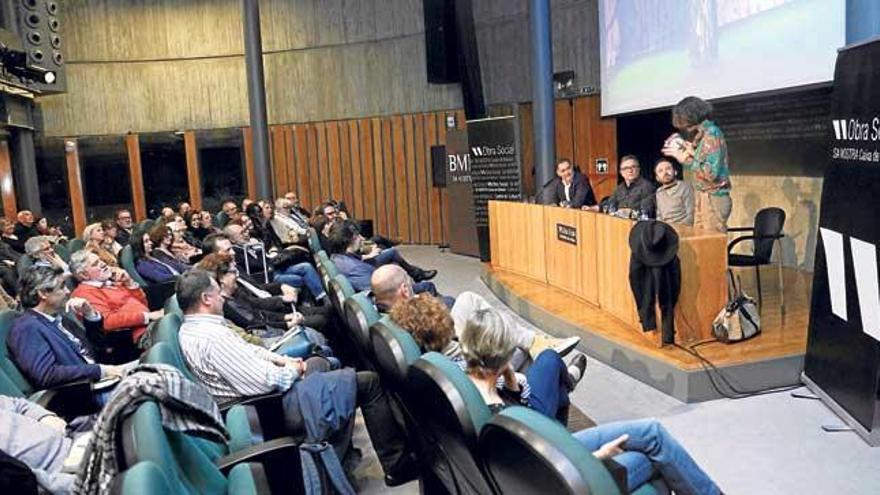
[
  {"x1": 15, "y1": 210, "x2": 38, "y2": 243},
  {"x1": 370, "y1": 265, "x2": 580, "y2": 358}
]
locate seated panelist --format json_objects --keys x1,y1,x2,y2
[{"x1": 544, "y1": 159, "x2": 597, "y2": 209}]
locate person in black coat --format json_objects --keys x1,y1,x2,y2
[{"x1": 542, "y1": 159, "x2": 597, "y2": 209}]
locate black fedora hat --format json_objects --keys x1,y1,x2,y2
[{"x1": 629, "y1": 220, "x2": 679, "y2": 267}]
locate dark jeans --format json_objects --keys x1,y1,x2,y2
[
  {"x1": 525, "y1": 350, "x2": 571, "y2": 424},
  {"x1": 281, "y1": 360, "x2": 407, "y2": 476}
]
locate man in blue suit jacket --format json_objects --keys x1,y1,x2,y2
[
  {"x1": 7, "y1": 266, "x2": 124, "y2": 390},
  {"x1": 541, "y1": 159, "x2": 598, "y2": 209},
  {"x1": 328, "y1": 221, "x2": 450, "y2": 306}
]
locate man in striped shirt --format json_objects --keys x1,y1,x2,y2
[{"x1": 176, "y1": 270, "x2": 417, "y2": 487}]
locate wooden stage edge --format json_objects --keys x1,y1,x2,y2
[{"x1": 482, "y1": 264, "x2": 812, "y2": 403}]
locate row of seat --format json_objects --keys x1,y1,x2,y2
[{"x1": 308, "y1": 232, "x2": 669, "y2": 494}]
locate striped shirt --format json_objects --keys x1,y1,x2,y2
[{"x1": 179, "y1": 313, "x2": 299, "y2": 406}]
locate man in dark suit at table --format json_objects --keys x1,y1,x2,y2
[{"x1": 542, "y1": 159, "x2": 597, "y2": 209}]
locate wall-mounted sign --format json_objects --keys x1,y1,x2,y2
[
  {"x1": 556, "y1": 223, "x2": 577, "y2": 245},
  {"x1": 595, "y1": 157, "x2": 609, "y2": 174}
]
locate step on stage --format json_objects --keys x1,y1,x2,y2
[
  {"x1": 484, "y1": 265, "x2": 810, "y2": 402},
  {"x1": 486, "y1": 201, "x2": 810, "y2": 403}
]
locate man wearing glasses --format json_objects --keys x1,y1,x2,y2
[
  {"x1": 600, "y1": 155, "x2": 656, "y2": 217},
  {"x1": 115, "y1": 209, "x2": 134, "y2": 245}
]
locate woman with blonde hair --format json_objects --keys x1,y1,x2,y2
[{"x1": 81, "y1": 223, "x2": 119, "y2": 267}]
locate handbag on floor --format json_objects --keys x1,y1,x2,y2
[{"x1": 712, "y1": 269, "x2": 761, "y2": 343}]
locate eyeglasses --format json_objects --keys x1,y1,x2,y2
[{"x1": 620, "y1": 166, "x2": 639, "y2": 172}]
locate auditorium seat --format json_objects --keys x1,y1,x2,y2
[
  {"x1": 479, "y1": 406, "x2": 669, "y2": 495},
  {"x1": 118, "y1": 400, "x2": 275, "y2": 495},
  {"x1": 53, "y1": 242, "x2": 71, "y2": 262},
  {"x1": 342, "y1": 291, "x2": 381, "y2": 366},
  {"x1": 327, "y1": 273, "x2": 354, "y2": 316},
  {"x1": 370, "y1": 316, "x2": 421, "y2": 390},
  {"x1": 0, "y1": 310, "x2": 100, "y2": 418},
  {"x1": 67, "y1": 238, "x2": 85, "y2": 255},
  {"x1": 110, "y1": 461, "x2": 174, "y2": 495},
  {"x1": 14, "y1": 254, "x2": 32, "y2": 279},
  {"x1": 314, "y1": 250, "x2": 337, "y2": 291},
  {"x1": 120, "y1": 245, "x2": 176, "y2": 310},
  {"x1": 407, "y1": 352, "x2": 498, "y2": 495},
  {"x1": 164, "y1": 295, "x2": 181, "y2": 315},
  {"x1": 307, "y1": 228, "x2": 322, "y2": 254}
]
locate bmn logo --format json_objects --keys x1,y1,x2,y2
[{"x1": 820, "y1": 228, "x2": 880, "y2": 342}]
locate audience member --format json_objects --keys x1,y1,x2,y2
[
  {"x1": 178, "y1": 201, "x2": 192, "y2": 218},
  {"x1": 168, "y1": 219, "x2": 202, "y2": 264},
  {"x1": 460, "y1": 307, "x2": 720, "y2": 495},
  {"x1": 0, "y1": 230, "x2": 20, "y2": 295},
  {"x1": 133, "y1": 222, "x2": 188, "y2": 284},
  {"x1": 0, "y1": 217, "x2": 24, "y2": 253},
  {"x1": 199, "y1": 210, "x2": 220, "y2": 237},
  {"x1": 224, "y1": 223, "x2": 326, "y2": 303},
  {"x1": 100, "y1": 219, "x2": 124, "y2": 256},
  {"x1": 604, "y1": 155, "x2": 656, "y2": 216},
  {"x1": 216, "y1": 200, "x2": 238, "y2": 228},
  {"x1": 0, "y1": 394, "x2": 84, "y2": 493},
  {"x1": 14, "y1": 210, "x2": 39, "y2": 243},
  {"x1": 662, "y1": 96, "x2": 732, "y2": 233},
  {"x1": 270, "y1": 198, "x2": 308, "y2": 246},
  {"x1": 25, "y1": 236, "x2": 70, "y2": 276},
  {"x1": 159, "y1": 207, "x2": 175, "y2": 222},
  {"x1": 175, "y1": 270, "x2": 416, "y2": 486},
  {"x1": 8, "y1": 265, "x2": 124, "y2": 390},
  {"x1": 202, "y1": 233, "x2": 302, "y2": 303},
  {"x1": 246, "y1": 202, "x2": 283, "y2": 249},
  {"x1": 81, "y1": 223, "x2": 119, "y2": 267},
  {"x1": 284, "y1": 191, "x2": 311, "y2": 218},
  {"x1": 36, "y1": 217, "x2": 66, "y2": 241},
  {"x1": 547, "y1": 158, "x2": 597, "y2": 209},
  {"x1": 69, "y1": 250, "x2": 163, "y2": 346},
  {"x1": 328, "y1": 220, "x2": 437, "y2": 292},
  {"x1": 654, "y1": 158, "x2": 695, "y2": 226},
  {"x1": 376, "y1": 264, "x2": 577, "y2": 358},
  {"x1": 114, "y1": 209, "x2": 134, "y2": 245}
]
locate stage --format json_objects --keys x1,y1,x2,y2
[{"x1": 483, "y1": 264, "x2": 811, "y2": 403}]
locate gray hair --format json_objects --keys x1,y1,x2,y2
[
  {"x1": 461, "y1": 308, "x2": 516, "y2": 376},
  {"x1": 274, "y1": 198, "x2": 290, "y2": 210},
  {"x1": 69, "y1": 249, "x2": 94, "y2": 279},
  {"x1": 24, "y1": 235, "x2": 52, "y2": 257},
  {"x1": 19, "y1": 265, "x2": 65, "y2": 309}
]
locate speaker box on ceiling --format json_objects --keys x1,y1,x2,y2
[
  {"x1": 423, "y1": 0, "x2": 460, "y2": 84},
  {"x1": 13, "y1": 0, "x2": 65, "y2": 93}
]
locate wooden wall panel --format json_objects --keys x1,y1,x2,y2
[
  {"x1": 183, "y1": 131, "x2": 203, "y2": 210},
  {"x1": 125, "y1": 134, "x2": 147, "y2": 221},
  {"x1": 381, "y1": 119, "x2": 397, "y2": 239},
  {"x1": 315, "y1": 123, "x2": 329, "y2": 203},
  {"x1": 271, "y1": 126, "x2": 289, "y2": 197},
  {"x1": 371, "y1": 119, "x2": 387, "y2": 236},
  {"x1": 414, "y1": 114, "x2": 430, "y2": 244},
  {"x1": 306, "y1": 125, "x2": 321, "y2": 209},
  {"x1": 0, "y1": 141, "x2": 17, "y2": 219},
  {"x1": 348, "y1": 121, "x2": 364, "y2": 220},
  {"x1": 391, "y1": 116, "x2": 409, "y2": 241},
  {"x1": 64, "y1": 139, "x2": 88, "y2": 236},
  {"x1": 555, "y1": 100, "x2": 574, "y2": 162},
  {"x1": 403, "y1": 116, "x2": 419, "y2": 243},
  {"x1": 338, "y1": 122, "x2": 353, "y2": 215},
  {"x1": 292, "y1": 125, "x2": 311, "y2": 209},
  {"x1": 327, "y1": 122, "x2": 343, "y2": 204},
  {"x1": 359, "y1": 119, "x2": 377, "y2": 226},
  {"x1": 426, "y1": 113, "x2": 442, "y2": 244},
  {"x1": 284, "y1": 126, "x2": 296, "y2": 196},
  {"x1": 242, "y1": 127, "x2": 258, "y2": 200},
  {"x1": 436, "y1": 113, "x2": 449, "y2": 244}
]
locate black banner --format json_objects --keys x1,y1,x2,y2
[
  {"x1": 804, "y1": 39, "x2": 880, "y2": 443},
  {"x1": 467, "y1": 116, "x2": 523, "y2": 261},
  {"x1": 445, "y1": 129, "x2": 480, "y2": 257}
]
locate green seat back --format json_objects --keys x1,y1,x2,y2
[
  {"x1": 125, "y1": 401, "x2": 230, "y2": 495},
  {"x1": 67, "y1": 238, "x2": 85, "y2": 254},
  {"x1": 15, "y1": 255, "x2": 33, "y2": 279},
  {"x1": 480, "y1": 406, "x2": 622, "y2": 495},
  {"x1": 328, "y1": 274, "x2": 354, "y2": 314},
  {"x1": 407, "y1": 352, "x2": 495, "y2": 493},
  {"x1": 307, "y1": 228, "x2": 321, "y2": 254},
  {"x1": 120, "y1": 245, "x2": 148, "y2": 286},
  {"x1": 0, "y1": 310, "x2": 32, "y2": 395},
  {"x1": 146, "y1": 322, "x2": 195, "y2": 382},
  {"x1": 53, "y1": 242, "x2": 71, "y2": 262},
  {"x1": 164, "y1": 295, "x2": 181, "y2": 315},
  {"x1": 370, "y1": 316, "x2": 422, "y2": 388},
  {"x1": 342, "y1": 291, "x2": 380, "y2": 351},
  {"x1": 114, "y1": 461, "x2": 174, "y2": 494}
]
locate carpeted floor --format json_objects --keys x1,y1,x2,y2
[{"x1": 351, "y1": 246, "x2": 880, "y2": 494}]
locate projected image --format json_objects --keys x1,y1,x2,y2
[{"x1": 599, "y1": 0, "x2": 845, "y2": 115}]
